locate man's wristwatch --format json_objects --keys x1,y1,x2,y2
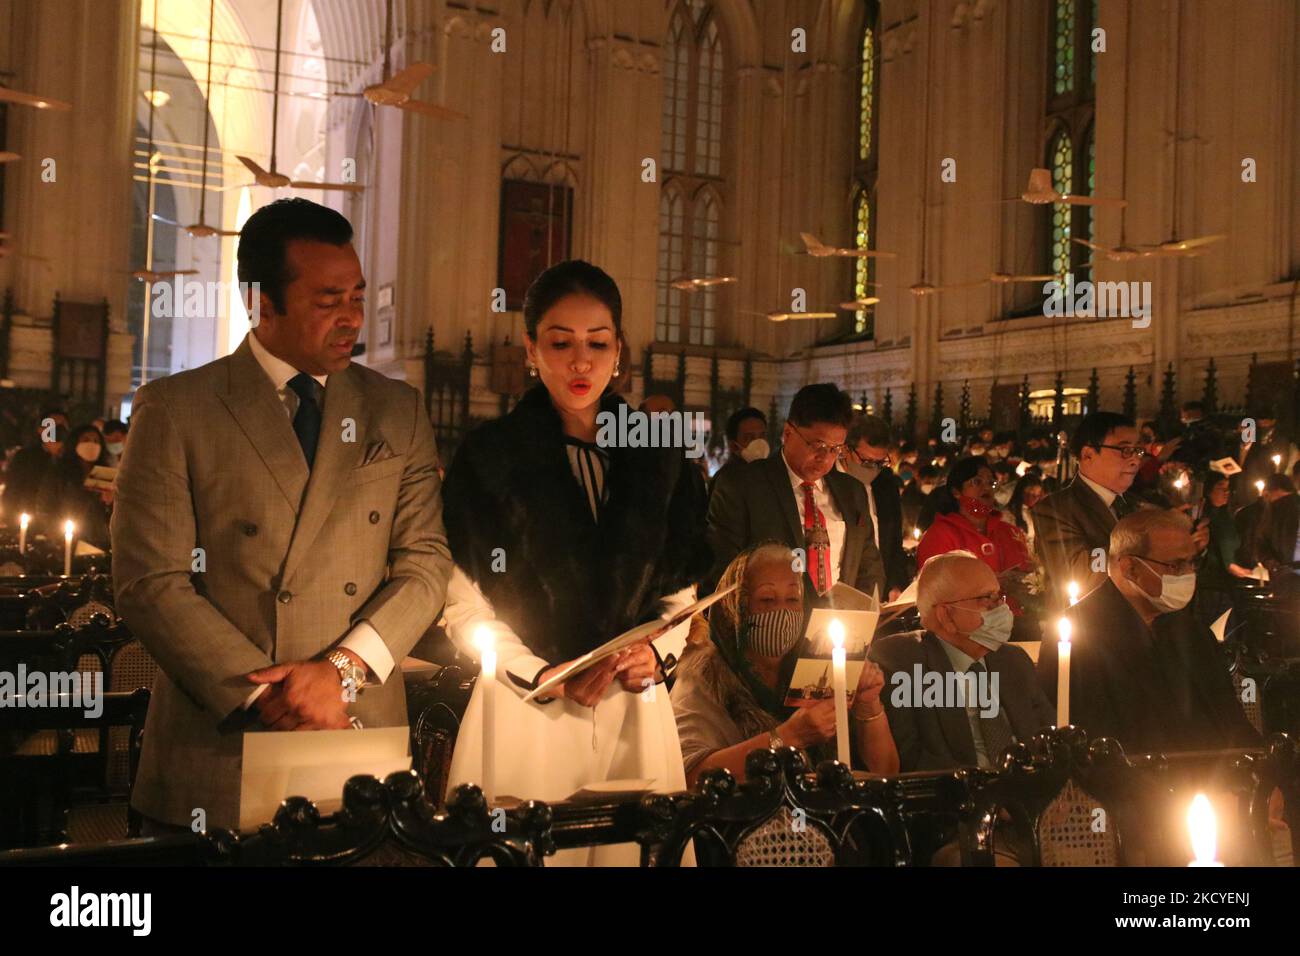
[
  {"x1": 326, "y1": 649, "x2": 367, "y2": 691},
  {"x1": 768, "y1": 730, "x2": 786, "y2": 750}
]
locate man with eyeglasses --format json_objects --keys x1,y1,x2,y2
[
  {"x1": 1034, "y1": 411, "x2": 1148, "y2": 604},
  {"x1": 869, "y1": 551, "x2": 1053, "y2": 774},
  {"x1": 1037, "y1": 509, "x2": 1257, "y2": 753},
  {"x1": 839, "y1": 414, "x2": 909, "y2": 601},
  {"x1": 705, "y1": 384, "x2": 886, "y2": 605}
]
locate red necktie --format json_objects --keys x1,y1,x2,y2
[{"x1": 801, "y1": 481, "x2": 832, "y2": 596}]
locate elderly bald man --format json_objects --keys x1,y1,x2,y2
[
  {"x1": 869, "y1": 550, "x2": 1054, "y2": 772},
  {"x1": 1037, "y1": 509, "x2": 1259, "y2": 753}
]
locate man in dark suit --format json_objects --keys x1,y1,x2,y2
[
  {"x1": 709, "y1": 406, "x2": 768, "y2": 493},
  {"x1": 1034, "y1": 411, "x2": 1144, "y2": 604},
  {"x1": 870, "y1": 551, "x2": 1053, "y2": 771},
  {"x1": 1037, "y1": 509, "x2": 1259, "y2": 754},
  {"x1": 706, "y1": 384, "x2": 885, "y2": 604},
  {"x1": 841, "y1": 414, "x2": 909, "y2": 600}
]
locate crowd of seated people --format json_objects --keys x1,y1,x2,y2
[{"x1": 0, "y1": 405, "x2": 127, "y2": 551}]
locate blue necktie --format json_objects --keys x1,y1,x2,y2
[{"x1": 287, "y1": 372, "x2": 322, "y2": 469}]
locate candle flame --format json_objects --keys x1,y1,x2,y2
[
  {"x1": 1188, "y1": 793, "x2": 1217, "y2": 864},
  {"x1": 19, "y1": 513, "x2": 29, "y2": 529},
  {"x1": 1272, "y1": 455, "x2": 1282, "y2": 466},
  {"x1": 1056, "y1": 617, "x2": 1072, "y2": 644},
  {"x1": 63, "y1": 519, "x2": 75, "y2": 537},
  {"x1": 828, "y1": 618, "x2": 845, "y2": 649},
  {"x1": 1173, "y1": 475, "x2": 1186, "y2": 489},
  {"x1": 473, "y1": 624, "x2": 495, "y2": 655},
  {"x1": 1255, "y1": 480, "x2": 1266, "y2": 493},
  {"x1": 1067, "y1": 581, "x2": 1080, "y2": 605},
  {"x1": 912, "y1": 526, "x2": 921, "y2": 539}
]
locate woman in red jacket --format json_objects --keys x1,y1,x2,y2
[
  {"x1": 918, "y1": 456, "x2": 1042, "y2": 643},
  {"x1": 918, "y1": 456, "x2": 1031, "y2": 572}
]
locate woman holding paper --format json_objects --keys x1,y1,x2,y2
[
  {"x1": 673, "y1": 544, "x2": 898, "y2": 786},
  {"x1": 440, "y1": 260, "x2": 711, "y2": 866}
]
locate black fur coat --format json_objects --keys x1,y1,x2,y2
[{"x1": 442, "y1": 384, "x2": 712, "y2": 664}]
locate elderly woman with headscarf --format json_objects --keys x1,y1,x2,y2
[{"x1": 672, "y1": 542, "x2": 899, "y2": 787}]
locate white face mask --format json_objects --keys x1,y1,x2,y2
[
  {"x1": 1135, "y1": 558, "x2": 1196, "y2": 612},
  {"x1": 965, "y1": 603, "x2": 1014, "y2": 651},
  {"x1": 740, "y1": 438, "x2": 770, "y2": 463},
  {"x1": 842, "y1": 459, "x2": 881, "y2": 487},
  {"x1": 75, "y1": 442, "x2": 101, "y2": 463},
  {"x1": 106, "y1": 441, "x2": 124, "y2": 456}
]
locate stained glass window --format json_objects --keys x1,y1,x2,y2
[
  {"x1": 1053, "y1": 0, "x2": 1075, "y2": 96},
  {"x1": 855, "y1": 192, "x2": 871, "y2": 334},
  {"x1": 657, "y1": 1, "x2": 724, "y2": 345},
  {"x1": 859, "y1": 25, "x2": 874, "y2": 161},
  {"x1": 852, "y1": 8, "x2": 879, "y2": 339},
  {"x1": 1049, "y1": 129, "x2": 1074, "y2": 281}
]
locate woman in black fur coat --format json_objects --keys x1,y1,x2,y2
[{"x1": 441, "y1": 260, "x2": 711, "y2": 865}]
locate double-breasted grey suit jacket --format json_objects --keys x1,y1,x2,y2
[{"x1": 111, "y1": 335, "x2": 452, "y2": 828}]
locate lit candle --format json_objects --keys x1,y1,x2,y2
[
  {"x1": 475, "y1": 625, "x2": 496, "y2": 803},
  {"x1": 1056, "y1": 617, "x2": 1071, "y2": 728},
  {"x1": 62, "y1": 520, "x2": 74, "y2": 576},
  {"x1": 18, "y1": 513, "x2": 29, "y2": 554},
  {"x1": 1255, "y1": 479, "x2": 1266, "y2": 497},
  {"x1": 1272, "y1": 454, "x2": 1282, "y2": 472},
  {"x1": 913, "y1": 526, "x2": 921, "y2": 541},
  {"x1": 1067, "y1": 580, "x2": 1080, "y2": 606},
  {"x1": 1187, "y1": 793, "x2": 1223, "y2": 866},
  {"x1": 1173, "y1": 474, "x2": 1186, "y2": 490},
  {"x1": 829, "y1": 618, "x2": 851, "y2": 766}
]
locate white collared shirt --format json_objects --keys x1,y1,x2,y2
[
  {"x1": 938, "y1": 638, "x2": 993, "y2": 769},
  {"x1": 1079, "y1": 472, "x2": 1118, "y2": 510},
  {"x1": 247, "y1": 328, "x2": 327, "y2": 420},
  {"x1": 241, "y1": 332, "x2": 394, "y2": 710},
  {"x1": 783, "y1": 449, "x2": 846, "y2": 587}
]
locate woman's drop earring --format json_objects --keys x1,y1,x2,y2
[
  {"x1": 528, "y1": 363, "x2": 538, "y2": 378},
  {"x1": 613, "y1": 360, "x2": 622, "y2": 377}
]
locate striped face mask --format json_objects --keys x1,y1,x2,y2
[{"x1": 741, "y1": 608, "x2": 805, "y2": 658}]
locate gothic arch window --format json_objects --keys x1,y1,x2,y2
[
  {"x1": 852, "y1": 4, "x2": 880, "y2": 337},
  {"x1": 1041, "y1": 0, "x2": 1098, "y2": 286},
  {"x1": 657, "y1": 0, "x2": 726, "y2": 346}
]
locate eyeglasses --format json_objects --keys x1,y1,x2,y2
[
  {"x1": 1095, "y1": 443, "x2": 1148, "y2": 460},
  {"x1": 1136, "y1": 555, "x2": 1198, "y2": 576},
  {"x1": 942, "y1": 592, "x2": 1007, "y2": 612},
  {"x1": 848, "y1": 448, "x2": 891, "y2": 468},
  {"x1": 789, "y1": 423, "x2": 848, "y2": 460}
]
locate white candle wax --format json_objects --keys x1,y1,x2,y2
[
  {"x1": 62, "y1": 520, "x2": 74, "y2": 577},
  {"x1": 829, "y1": 619, "x2": 850, "y2": 766},
  {"x1": 1056, "y1": 617, "x2": 1071, "y2": 728},
  {"x1": 18, "y1": 513, "x2": 29, "y2": 555},
  {"x1": 476, "y1": 626, "x2": 496, "y2": 803}
]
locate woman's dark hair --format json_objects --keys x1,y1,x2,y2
[
  {"x1": 1008, "y1": 474, "x2": 1045, "y2": 530},
  {"x1": 933, "y1": 455, "x2": 991, "y2": 516},
  {"x1": 64, "y1": 424, "x2": 109, "y2": 468},
  {"x1": 522, "y1": 259, "x2": 623, "y2": 339},
  {"x1": 237, "y1": 198, "x2": 353, "y2": 313}
]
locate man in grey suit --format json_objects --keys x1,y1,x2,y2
[
  {"x1": 706, "y1": 384, "x2": 885, "y2": 605},
  {"x1": 112, "y1": 198, "x2": 452, "y2": 832},
  {"x1": 869, "y1": 551, "x2": 1054, "y2": 772}
]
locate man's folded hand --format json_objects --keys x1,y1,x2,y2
[{"x1": 246, "y1": 660, "x2": 352, "y2": 730}]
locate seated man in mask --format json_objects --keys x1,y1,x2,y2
[
  {"x1": 673, "y1": 543, "x2": 899, "y2": 786},
  {"x1": 1037, "y1": 509, "x2": 1259, "y2": 753},
  {"x1": 869, "y1": 550, "x2": 1054, "y2": 772}
]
